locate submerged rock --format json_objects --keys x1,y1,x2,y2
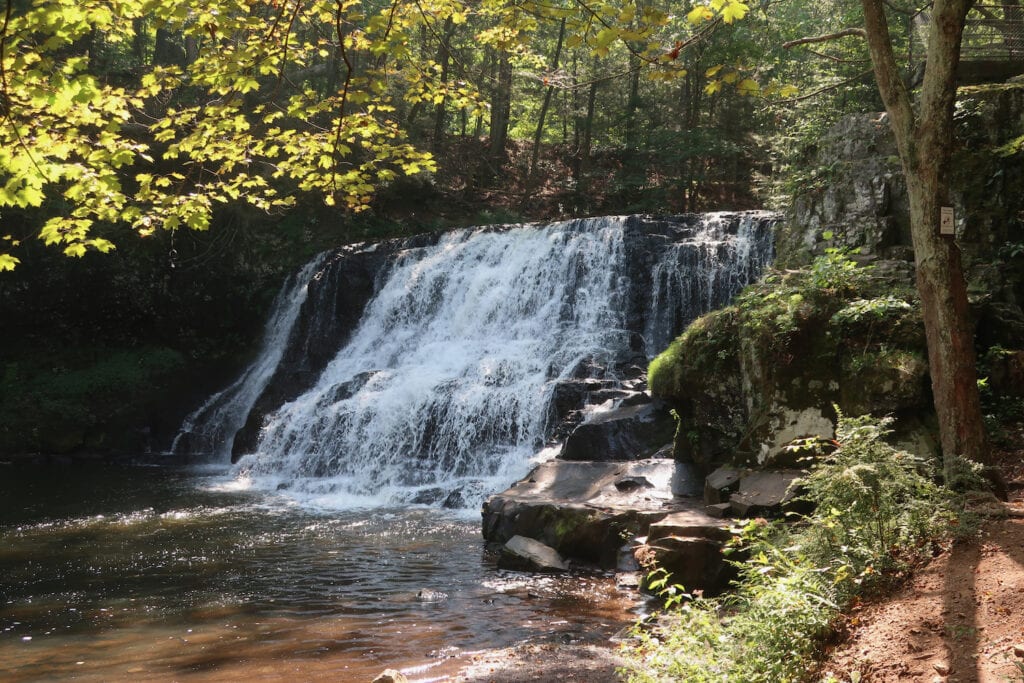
[{"x1": 371, "y1": 670, "x2": 409, "y2": 683}]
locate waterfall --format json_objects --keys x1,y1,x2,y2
[
  {"x1": 236, "y1": 218, "x2": 632, "y2": 506},
  {"x1": 643, "y1": 212, "x2": 774, "y2": 354},
  {"x1": 170, "y1": 254, "x2": 326, "y2": 461},
  {"x1": 174, "y1": 213, "x2": 777, "y2": 507}
]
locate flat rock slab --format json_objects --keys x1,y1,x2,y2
[
  {"x1": 729, "y1": 470, "x2": 803, "y2": 517},
  {"x1": 482, "y1": 459, "x2": 702, "y2": 567},
  {"x1": 647, "y1": 509, "x2": 733, "y2": 543}
]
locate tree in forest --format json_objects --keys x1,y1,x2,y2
[
  {"x1": 785, "y1": 0, "x2": 989, "y2": 473},
  {"x1": 859, "y1": 0, "x2": 989, "y2": 473}
]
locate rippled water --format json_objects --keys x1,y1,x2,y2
[{"x1": 0, "y1": 463, "x2": 638, "y2": 681}]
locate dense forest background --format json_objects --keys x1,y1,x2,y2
[{"x1": 1, "y1": 0, "x2": 1020, "y2": 454}]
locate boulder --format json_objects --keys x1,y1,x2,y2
[
  {"x1": 634, "y1": 510, "x2": 737, "y2": 593},
  {"x1": 371, "y1": 670, "x2": 409, "y2": 683},
  {"x1": 499, "y1": 536, "x2": 569, "y2": 572},
  {"x1": 559, "y1": 403, "x2": 675, "y2": 462},
  {"x1": 638, "y1": 535, "x2": 732, "y2": 594},
  {"x1": 704, "y1": 466, "x2": 741, "y2": 504},
  {"x1": 646, "y1": 509, "x2": 733, "y2": 544},
  {"x1": 728, "y1": 470, "x2": 803, "y2": 517}
]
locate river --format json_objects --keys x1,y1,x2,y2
[{"x1": 0, "y1": 462, "x2": 637, "y2": 682}]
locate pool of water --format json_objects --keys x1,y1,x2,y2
[{"x1": 0, "y1": 462, "x2": 638, "y2": 681}]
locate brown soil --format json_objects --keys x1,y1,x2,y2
[{"x1": 819, "y1": 455, "x2": 1024, "y2": 683}]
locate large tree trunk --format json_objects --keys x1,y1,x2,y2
[
  {"x1": 861, "y1": 0, "x2": 989, "y2": 476},
  {"x1": 432, "y1": 18, "x2": 456, "y2": 154}
]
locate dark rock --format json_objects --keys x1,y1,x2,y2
[
  {"x1": 499, "y1": 535, "x2": 569, "y2": 572},
  {"x1": 614, "y1": 476, "x2": 654, "y2": 492},
  {"x1": 728, "y1": 470, "x2": 803, "y2": 517},
  {"x1": 705, "y1": 502, "x2": 733, "y2": 518},
  {"x1": 637, "y1": 535, "x2": 732, "y2": 594},
  {"x1": 559, "y1": 403, "x2": 674, "y2": 462},
  {"x1": 647, "y1": 509, "x2": 733, "y2": 544},
  {"x1": 704, "y1": 466, "x2": 742, "y2": 504}
]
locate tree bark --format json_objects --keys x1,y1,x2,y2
[
  {"x1": 860, "y1": 0, "x2": 989, "y2": 474},
  {"x1": 432, "y1": 18, "x2": 455, "y2": 154},
  {"x1": 488, "y1": 50, "x2": 513, "y2": 164},
  {"x1": 527, "y1": 18, "x2": 566, "y2": 182}
]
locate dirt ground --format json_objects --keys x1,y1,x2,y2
[{"x1": 818, "y1": 456, "x2": 1024, "y2": 683}]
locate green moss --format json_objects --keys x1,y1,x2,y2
[
  {"x1": 649, "y1": 309, "x2": 739, "y2": 399},
  {"x1": 647, "y1": 249, "x2": 928, "y2": 467}
]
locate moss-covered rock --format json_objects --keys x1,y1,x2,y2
[{"x1": 649, "y1": 252, "x2": 931, "y2": 471}]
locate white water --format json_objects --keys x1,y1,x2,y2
[
  {"x1": 170, "y1": 254, "x2": 326, "y2": 461},
  {"x1": 644, "y1": 212, "x2": 774, "y2": 353},
  {"x1": 236, "y1": 218, "x2": 632, "y2": 507}
]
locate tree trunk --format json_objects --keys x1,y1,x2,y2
[
  {"x1": 861, "y1": 0, "x2": 989, "y2": 475},
  {"x1": 432, "y1": 18, "x2": 455, "y2": 154},
  {"x1": 525, "y1": 18, "x2": 566, "y2": 202},
  {"x1": 488, "y1": 51, "x2": 513, "y2": 164}
]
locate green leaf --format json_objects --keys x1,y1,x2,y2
[{"x1": 0, "y1": 253, "x2": 20, "y2": 271}]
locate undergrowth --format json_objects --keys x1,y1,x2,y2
[{"x1": 622, "y1": 412, "x2": 962, "y2": 683}]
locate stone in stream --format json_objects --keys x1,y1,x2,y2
[
  {"x1": 371, "y1": 670, "x2": 409, "y2": 683},
  {"x1": 498, "y1": 535, "x2": 569, "y2": 572},
  {"x1": 482, "y1": 458, "x2": 701, "y2": 567}
]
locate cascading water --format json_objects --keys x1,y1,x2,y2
[
  {"x1": 175, "y1": 212, "x2": 777, "y2": 508},
  {"x1": 644, "y1": 212, "x2": 774, "y2": 353},
  {"x1": 170, "y1": 254, "x2": 326, "y2": 461},
  {"x1": 236, "y1": 218, "x2": 632, "y2": 506}
]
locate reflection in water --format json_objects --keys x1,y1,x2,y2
[{"x1": 0, "y1": 464, "x2": 637, "y2": 681}]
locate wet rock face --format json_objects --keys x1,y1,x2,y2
[
  {"x1": 498, "y1": 535, "x2": 569, "y2": 572},
  {"x1": 558, "y1": 403, "x2": 674, "y2": 462}
]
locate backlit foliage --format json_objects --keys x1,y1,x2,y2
[{"x1": 0, "y1": 0, "x2": 751, "y2": 268}]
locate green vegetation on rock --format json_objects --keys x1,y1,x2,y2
[{"x1": 648, "y1": 250, "x2": 927, "y2": 469}]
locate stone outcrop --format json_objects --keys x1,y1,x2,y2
[
  {"x1": 648, "y1": 264, "x2": 932, "y2": 471},
  {"x1": 559, "y1": 403, "x2": 674, "y2": 462},
  {"x1": 634, "y1": 509, "x2": 735, "y2": 593},
  {"x1": 482, "y1": 459, "x2": 701, "y2": 567}
]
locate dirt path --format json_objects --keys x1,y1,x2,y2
[{"x1": 819, "y1": 484, "x2": 1024, "y2": 683}]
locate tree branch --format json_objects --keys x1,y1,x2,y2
[
  {"x1": 861, "y1": 0, "x2": 916, "y2": 158},
  {"x1": 782, "y1": 27, "x2": 866, "y2": 50}
]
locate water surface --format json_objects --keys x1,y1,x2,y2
[{"x1": 0, "y1": 462, "x2": 636, "y2": 681}]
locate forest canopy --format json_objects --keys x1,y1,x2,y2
[{"x1": 0, "y1": 0, "x2": 762, "y2": 270}]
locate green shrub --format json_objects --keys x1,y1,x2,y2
[{"x1": 622, "y1": 411, "x2": 959, "y2": 683}]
